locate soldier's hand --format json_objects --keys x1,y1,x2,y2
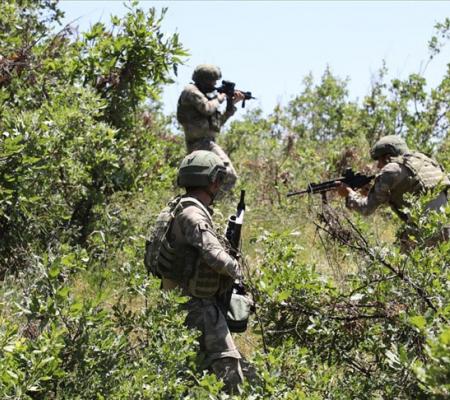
[
  {"x1": 336, "y1": 182, "x2": 352, "y2": 197},
  {"x1": 217, "y1": 92, "x2": 227, "y2": 103},
  {"x1": 233, "y1": 251, "x2": 242, "y2": 262},
  {"x1": 232, "y1": 90, "x2": 245, "y2": 104}
]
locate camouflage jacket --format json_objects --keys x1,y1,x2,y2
[
  {"x1": 346, "y1": 152, "x2": 449, "y2": 218},
  {"x1": 163, "y1": 195, "x2": 240, "y2": 298},
  {"x1": 177, "y1": 84, "x2": 236, "y2": 142}
]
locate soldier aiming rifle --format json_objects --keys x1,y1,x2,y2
[
  {"x1": 335, "y1": 136, "x2": 450, "y2": 247},
  {"x1": 177, "y1": 64, "x2": 254, "y2": 193}
]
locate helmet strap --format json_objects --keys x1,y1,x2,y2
[
  {"x1": 205, "y1": 188, "x2": 215, "y2": 204},
  {"x1": 205, "y1": 178, "x2": 223, "y2": 205}
]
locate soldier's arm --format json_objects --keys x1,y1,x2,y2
[
  {"x1": 346, "y1": 163, "x2": 404, "y2": 215},
  {"x1": 218, "y1": 91, "x2": 243, "y2": 124},
  {"x1": 220, "y1": 104, "x2": 237, "y2": 125},
  {"x1": 179, "y1": 208, "x2": 241, "y2": 279},
  {"x1": 185, "y1": 89, "x2": 223, "y2": 116}
]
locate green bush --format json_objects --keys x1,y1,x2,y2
[{"x1": 1, "y1": 1, "x2": 449, "y2": 398}]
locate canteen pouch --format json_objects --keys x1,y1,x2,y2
[{"x1": 226, "y1": 292, "x2": 253, "y2": 333}]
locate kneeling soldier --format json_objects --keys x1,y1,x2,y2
[{"x1": 337, "y1": 135, "x2": 449, "y2": 246}]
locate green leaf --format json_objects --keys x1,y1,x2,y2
[{"x1": 409, "y1": 315, "x2": 427, "y2": 331}]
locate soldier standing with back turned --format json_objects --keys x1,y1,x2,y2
[
  {"x1": 177, "y1": 64, "x2": 245, "y2": 192},
  {"x1": 149, "y1": 150, "x2": 245, "y2": 394},
  {"x1": 337, "y1": 135, "x2": 450, "y2": 246}
]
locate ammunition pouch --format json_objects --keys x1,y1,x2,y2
[{"x1": 158, "y1": 240, "x2": 198, "y2": 284}]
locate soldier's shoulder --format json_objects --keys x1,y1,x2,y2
[
  {"x1": 181, "y1": 83, "x2": 202, "y2": 95},
  {"x1": 376, "y1": 161, "x2": 407, "y2": 186},
  {"x1": 380, "y1": 160, "x2": 404, "y2": 174},
  {"x1": 177, "y1": 200, "x2": 212, "y2": 226},
  {"x1": 179, "y1": 84, "x2": 205, "y2": 103}
]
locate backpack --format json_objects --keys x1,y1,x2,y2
[{"x1": 144, "y1": 196, "x2": 210, "y2": 282}]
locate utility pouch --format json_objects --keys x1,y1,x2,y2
[
  {"x1": 226, "y1": 292, "x2": 253, "y2": 333},
  {"x1": 219, "y1": 282, "x2": 253, "y2": 333}
]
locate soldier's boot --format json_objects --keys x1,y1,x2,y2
[
  {"x1": 210, "y1": 357, "x2": 244, "y2": 395},
  {"x1": 240, "y1": 357, "x2": 258, "y2": 383}
]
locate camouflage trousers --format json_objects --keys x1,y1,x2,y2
[
  {"x1": 184, "y1": 297, "x2": 243, "y2": 393},
  {"x1": 186, "y1": 138, "x2": 237, "y2": 192}
]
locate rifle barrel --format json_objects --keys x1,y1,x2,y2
[
  {"x1": 287, "y1": 189, "x2": 308, "y2": 197},
  {"x1": 287, "y1": 172, "x2": 375, "y2": 198}
]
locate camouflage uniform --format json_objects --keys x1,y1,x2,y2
[
  {"x1": 346, "y1": 152, "x2": 450, "y2": 244},
  {"x1": 177, "y1": 75, "x2": 238, "y2": 191},
  {"x1": 161, "y1": 195, "x2": 244, "y2": 392}
]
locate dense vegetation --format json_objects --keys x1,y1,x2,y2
[{"x1": 0, "y1": 1, "x2": 449, "y2": 398}]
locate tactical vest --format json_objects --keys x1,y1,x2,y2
[
  {"x1": 145, "y1": 196, "x2": 201, "y2": 283},
  {"x1": 388, "y1": 152, "x2": 450, "y2": 218},
  {"x1": 176, "y1": 84, "x2": 221, "y2": 141},
  {"x1": 146, "y1": 196, "x2": 232, "y2": 298},
  {"x1": 170, "y1": 200, "x2": 233, "y2": 298}
]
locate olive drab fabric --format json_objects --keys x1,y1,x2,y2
[
  {"x1": 388, "y1": 152, "x2": 450, "y2": 216},
  {"x1": 370, "y1": 135, "x2": 410, "y2": 160},
  {"x1": 346, "y1": 152, "x2": 450, "y2": 218},
  {"x1": 186, "y1": 139, "x2": 238, "y2": 193},
  {"x1": 144, "y1": 196, "x2": 181, "y2": 278},
  {"x1": 177, "y1": 83, "x2": 236, "y2": 143},
  {"x1": 162, "y1": 195, "x2": 243, "y2": 391},
  {"x1": 177, "y1": 150, "x2": 227, "y2": 188},
  {"x1": 168, "y1": 198, "x2": 240, "y2": 298},
  {"x1": 177, "y1": 64, "x2": 239, "y2": 192},
  {"x1": 191, "y1": 64, "x2": 222, "y2": 85},
  {"x1": 144, "y1": 196, "x2": 203, "y2": 282},
  {"x1": 400, "y1": 152, "x2": 450, "y2": 191}
]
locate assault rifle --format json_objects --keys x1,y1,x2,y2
[
  {"x1": 287, "y1": 168, "x2": 375, "y2": 198},
  {"x1": 216, "y1": 80, "x2": 255, "y2": 108}
]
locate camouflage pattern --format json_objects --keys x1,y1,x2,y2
[
  {"x1": 370, "y1": 135, "x2": 410, "y2": 160},
  {"x1": 177, "y1": 83, "x2": 236, "y2": 142},
  {"x1": 161, "y1": 196, "x2": 243, "y2": 390},
  {"x1": 167, "y1": 197, "x2": 241, "y2": 295},
  {"x1": 184, "y1": 297, "x2": 242, "y2": 365},
  {"x1": 177, "y1": 150, "x2": 227, "y2": 188},
  {"x1": 146, "y1": 197, "x2": 212, "y2": 284},
  {"x1": 398, "y1": 152, "x2": 450, "y2": 191},
  {"x1": 346, "y1": 152, "x2": 449, "y2": 218},
  {"x1": 192, "y1": 64, "x2": 222, "y2": 85},
  {"x1": 187, "y1": 138, "x2": 238, "y2": 192}
]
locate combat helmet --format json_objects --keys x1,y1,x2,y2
[
  {"x1": 177, "y1": 150, "x2": 226, "y2": 188},
  {"x1": 192, "y1": 64, "x2": 222, "y2": 84},
  {"x1": 370, "y1": 135, "x2": 410, "y2": 160}
]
